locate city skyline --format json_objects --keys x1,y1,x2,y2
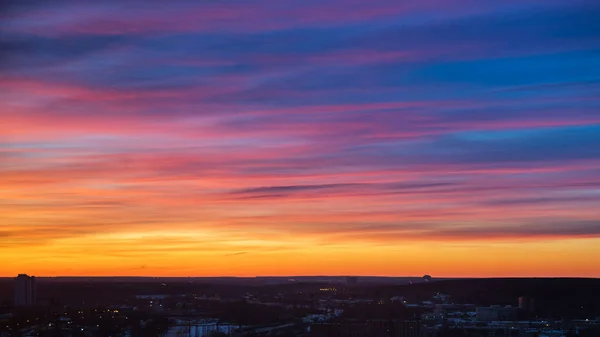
[{"x1": 2, "y1": 0, "x2": 600, "y2": 277}]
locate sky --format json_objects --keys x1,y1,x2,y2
[{"x1": 1, "y1": 0, "x2": 600, "y2": 277}]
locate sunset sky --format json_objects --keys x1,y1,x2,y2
[{"x1": 2, "y1": 0, "x2": 600, "y2": 277}]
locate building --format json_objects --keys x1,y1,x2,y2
[
  {"x1": 421, "y1": 311, "x2": 445, "y2": 321},
  {"x1": 346, "y1": 276, "x2": 358, "y2": 285},
  {"x1": 476, "y1": 305, "x2": 518, "y2": 321},
  {"x1": 518, "y1": 296, "x2": 535, "y2": 314},
  {"x1": 14, "y1": 274, "x2": 36, "y2": 307}
]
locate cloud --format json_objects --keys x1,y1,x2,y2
[
  {"x1": 430, "y1": 221, "x2": 600, "y2": 240},
  {"x1": 224, "y1": 252, "x2": 247, "y2": 256},
  {"x1": 324, "y1": 221, "x2": 600, "y2": 243},
  {"x1": 234, "y1": 183, "x2": 362, "y2": 194},
  {"x1": 1, "y1": 0, "x2": 600, "y2": 276},
  {"x1": 485, "y1": 195, "x2": 600, "y2": 206}
]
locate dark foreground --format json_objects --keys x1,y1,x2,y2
[{"x1": 1, "y1": 277, "x2": 599, "y2": 336}]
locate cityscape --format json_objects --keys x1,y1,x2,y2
[
  {"x1": 2, "y1": 275, "x2": 600, "y2": 336},
  {"x1": 2, "y1": 0, "x2": 600, "y2": 336}
]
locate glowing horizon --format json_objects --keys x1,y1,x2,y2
[{"x1": 2, "y1": 0, "x2": 600, "y2": 277}]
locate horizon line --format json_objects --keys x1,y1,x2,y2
[{"x1": 2, "y1": 275, "x2": 598, "y2": 279}]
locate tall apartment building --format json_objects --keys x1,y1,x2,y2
[{"x1": 14, "y1": 274, "x2": 36, "y2": 307}]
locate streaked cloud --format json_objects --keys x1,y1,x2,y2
[{"x1": 1, "y1": 0, "x2": 600, "y2": 277}]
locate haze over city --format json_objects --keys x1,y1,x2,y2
[{"x1": 2, "y1": 0, "x2": 600, "y2": 278}]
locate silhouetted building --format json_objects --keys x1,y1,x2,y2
[
  {"x1": 14, "y1": 274, "x2": 36, "y2": 307},
  {"x1": 476, "y1": 305, "x2": 518, "y2": 321},
  {"x1": 518, "y1": 296, "x2": 535, "y2": 314}
]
